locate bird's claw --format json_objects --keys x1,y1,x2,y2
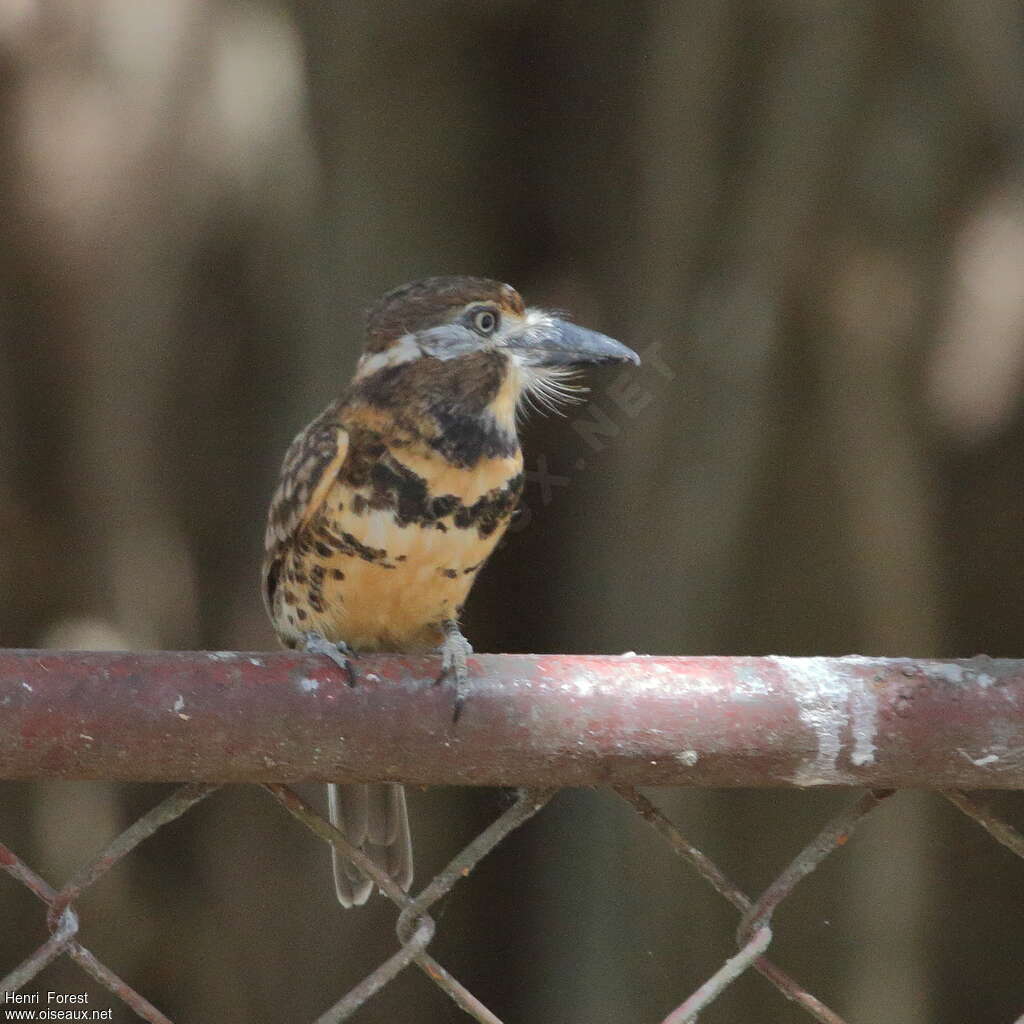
[
  {"x1": 303, "y1": 631, "x2": 357, "y2": 687},
  {"x1": 436, "y1": 623, "x2": 472, "y2": 721}
]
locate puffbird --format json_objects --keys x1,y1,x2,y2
[{"x1": 263, "y1": 275, "x2": 639, "y2": 906}]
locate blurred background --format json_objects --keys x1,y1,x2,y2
[{"x1": 2, "y1": 1, "x2": 1024, "y2": 1021}]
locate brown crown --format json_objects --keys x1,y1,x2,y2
[{"x1": 364, "y1": 276, "x2": 525, "y2": 352}]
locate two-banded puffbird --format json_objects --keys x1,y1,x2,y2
[{"x1": 262, "y1": 276, "x2": 639, "y2": 906}]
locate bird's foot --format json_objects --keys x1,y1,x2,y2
[
  {"x1": 435, "y1": 621, "x2": 472, "y2": 722},
  {"x1": 303, "y1": 632, "x2": 357, "y2": 687}
]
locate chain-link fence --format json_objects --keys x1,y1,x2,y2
[{"x1": 2, "y1": 651, "x2": 1024, "y2": 1022}]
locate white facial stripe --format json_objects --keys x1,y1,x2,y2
[
  {"x1": 354, "y1": 307, "x2": 556, "y2": 379},
  {"x1": 354, "y1": 334, "x2": 422, "y2": 378},
  {"x1": 416, "y1": 323, "x2": 480, "y2": 361}
]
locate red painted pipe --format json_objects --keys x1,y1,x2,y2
[{"x1": 0, "y1": 650, "x2": 1021, "y2": 787}]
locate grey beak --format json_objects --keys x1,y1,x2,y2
[{"x1": 510, "y1": 318, "x2": 640, "y2": 367}]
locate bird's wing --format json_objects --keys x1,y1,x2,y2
[{"x1": 262, "y1": 405, "x2": 350, "y2": 612}]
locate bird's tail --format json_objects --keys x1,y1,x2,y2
[{"x1": 327, "y1": 782, "x2": 413, "y2": 907}]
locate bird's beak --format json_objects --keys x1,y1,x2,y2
[{"x1": 506, "y1": 316, "x2": 640, "y2": 367}]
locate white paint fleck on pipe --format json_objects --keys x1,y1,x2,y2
[
  {"x1": 734, "y1": 662, "x2": 775, "y2": 698},
  {"x1": 771, "y1": 656, "x2": 848, "y2": 784},
  {"x1": 770, "y1": 656, "x2": 879, "y2": 784},
  {"x1": 929, "y1": 662, "x2": 965, "y2": 684},
  {"x1": 849, "y1": 682, "x2": 878, "y2": 766},
  {"x1": 957, "y1": 748, "x2": 999, "y2": 767},
  {"x1": 568, "y1": 677, "x2": 596, "y2": 697}
]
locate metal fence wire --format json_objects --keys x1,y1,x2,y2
[{"x1": 1, "y1": 650, "x2": 1024, "y2": 1023}]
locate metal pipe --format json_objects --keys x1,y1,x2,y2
[{"x1": 0, "y1": 650, "x2": 1021, "y2": 787}]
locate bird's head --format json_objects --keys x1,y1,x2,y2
[{"x1": 355, "y1": 276, "x2": 639, "y2": 416}]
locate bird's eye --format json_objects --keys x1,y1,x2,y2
[{"x1": 471, "y1": 308, "x2": 499, "y2": 335}]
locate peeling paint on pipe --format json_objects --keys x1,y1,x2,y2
[{"x1": 0, "y1": 650, "x2": 1021, "y2": 787}]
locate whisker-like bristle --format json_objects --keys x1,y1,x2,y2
[{"x1": 517, "y1": 367, "x2": 588, "y2": 423}]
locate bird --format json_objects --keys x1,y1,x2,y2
[{"x1": 262, "y1": 275, "x2": 639, "y2": 906}]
